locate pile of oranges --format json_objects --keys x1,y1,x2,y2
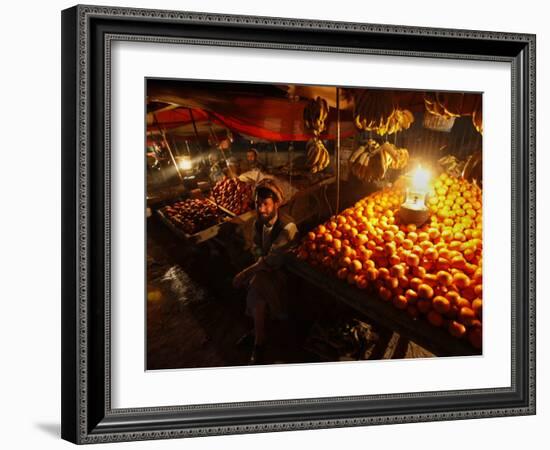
[{"x1": 296, "y1": 173, "x2": 483, "y2": 350}]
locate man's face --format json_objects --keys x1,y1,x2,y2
[
  {"x1": 247, "y1": 151, "x2": 256, "y2": 162},
  {"x1": 256, "y1": 196, "x2": 278, "y2": 224}
]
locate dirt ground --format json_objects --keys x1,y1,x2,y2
[{"x1": 146, "y1": 215, "x2": 433, "y2": 370}]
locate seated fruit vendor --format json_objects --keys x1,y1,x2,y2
[{"x1": 232, "y1": 179, "x2": 298, "y2": 365}]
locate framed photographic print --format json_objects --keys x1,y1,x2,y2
[{"x1": 61, "y1": 4, "x2": 536, "y2": 444}]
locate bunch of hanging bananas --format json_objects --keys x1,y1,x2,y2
[
  {"x1": 386, "y1": 109, "x2": 415, "y2": 134},
  {"x1": 424, "y1": 92, "x2": 464, "y2": 118},
  {"x1": 438, "y1": 155, "x2": 465, "y2": 178},
  {"x1": 349, "y1": 139, "x2": 381, "y2": 181},
  {"x1": 353, "y1": 90, "x2": 414, "y2": 136},
  {"x1": 303, "y1": 96, "x2": 329, "y2": 136},
  {"x1": 462, "y1": 150, "x2": 482, "y2": 185},
  {"x1": 349, "y1": 140, "x2": 409, "y2": 182},
  {"x1": 424, "y1": 92, "x2": 482, "y2": 134},
  {"x1": 471, "y1": 96, "x2": 483, "y2": 134},
  {"x1": 306, "y1": 137, "x2": 331, "y2": 173}
]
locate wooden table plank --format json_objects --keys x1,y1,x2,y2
[{"x1": 285, "y1": 254, "x2": 480, "y2": 357}]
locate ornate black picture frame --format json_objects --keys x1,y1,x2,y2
[{"x1": 61, "y1": 4, "x2": 536, "y2": 444}]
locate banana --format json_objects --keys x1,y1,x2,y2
[
  {"x1": 304, "y1": 96, "x2": 329, "y2": 135},
  {"x1": 358, "y1": 150, "x2": 370, "y2": 167},
  {"x1": 321, "y1": 149, "x2": 330, "y2": 170},
  {"x1": 349, "y1": 146, "x2": 366, "y2": 163},
  {"x1": 312, "y1": 148, "x2": 323, "y2": 167}
]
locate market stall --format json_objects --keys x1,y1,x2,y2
[
  {"x1": 289, "y1": 90, "x2": 483, "y2": 355},
  {"x1": 145, "y1": 80, "x2": 483, "y2": 366}
]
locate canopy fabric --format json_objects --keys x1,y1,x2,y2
[
  {"x1": 146, "y1": 102, "x2": 357, "y2": 142},
  {"x1": 146, "y1": 80, "x2": 481, "y2": 143}
]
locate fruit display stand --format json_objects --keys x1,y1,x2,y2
[
  {"x1": 157, "y1": 201, "x2": 235, "y2": 245},
  {"x1": 289, "y1": 172, "x2": 483, "y2": 357},
  {"x1": 285, "y1": 253, "x2": 478, "y2": 357}
]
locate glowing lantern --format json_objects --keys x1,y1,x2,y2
[{"x1": 399, "y1": 165, "x2": 432, "y2": 226}]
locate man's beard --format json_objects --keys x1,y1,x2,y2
[{"x1": 257, "y1": 209, "x2": 277, "y2": 225}]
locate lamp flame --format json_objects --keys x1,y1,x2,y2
[
  {"x1": 178, "y1": 156, "x2": 193, "y2": 171},
  {"x1": 411, "y1": 165, "x2": 431, "y2": 192}
]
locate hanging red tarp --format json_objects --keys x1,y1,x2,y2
[
  {"x1": 146, "y1": 80, "x2": 358, "y2": 142},
  {"x1": 147, "y1": 103, "x2": 357, "y2": 142},
  {"x1": 147, "y1": 108, "x2": 209, "y2": 129}
]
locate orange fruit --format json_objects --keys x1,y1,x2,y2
[
  {"x1": 406, "y1": 253, "x2": 420, "y2": 267},
  {"x1": 472, "y1": 298, "x2": 482, "y2": 318},
  {"x1": 389, "y1": 254, "x2": 401, "y2": 266},
  {"x1": 385, "y1": 277, "x2": 400, "y2": 290},
  {"x1": 398, "y1": 275, "x2": 409, "y2": 289},
  {"x1": 451, "y1": 256, "x2": 467, "y2": 270},
  {"x1": 433, "y1": 296, "x2": 451, "y2": 314},
  {"x1": 393, "y1": 295, "x2": 408, "y2": 310},
  {"x1": 446, "y1": 291, "x2": 461, "y2": 304},
  {"x1": 306, "y1": 242, "x2": 317, "y2": 252},
  {"x1": 378, "y1": 267, "x2": 390, "y2": 280},
  {"x1": 337, "y1": 267, "x2": 348, "y2": 279},
  {"x1": 339, "y1": 256, "x2": 351, "y2": 268},
  {"x1": 423, "y1": 274, "x2": 438, "y2": 287},
  {"x1": 405, "y1": 289, "x2": 418, "y2": 304},
  {"x1": 436, "y1": 270, "x2": 453, "y2": 286},
  {"x1": 448, "y1": 320, "x2": 467, "y2": 338},
  {"x1": 418, "y1": 283, "x2": 434, "y2": 299},
  {"x1": 461, "y1": 287, "x2": 477, "y2": 301},
  {"x1": 384, "y1": 242, "x2": 396, "y2": 256},
  {"x1": 382, "y1": 230, "x2": 395, "y2": 242},
  {"x1": 378, "y1": 286, "x2": 392, "y2": 301},
  {"x1": 458, "y1": 307, "x2": 476, "y2": 325},
  {"x1": 427, "y1": 310, "x2": 444, "y2": 327},
  {"x1": 453, "y1": 272, "x2": 471, "y2": 289},
  {"x1": 474, "y1": 284, "x2": 482, "y2": 297},
  {"x1": 357, "y1": 277, "x2": 368, "y2": 290},
  {"x1": 421, "y1": 259, "x2": 434, "y2": 271},
  {"x1": 428, "y1": 228, "x2": 440, "y2": 240},
  {"x1": 390, "y1": 264, "x2": 406, "y2": 278},
  {"x1": 455, "y1": 297, "x2": 471, "y2": 310},
  {"x1": 410, "y1": 277, "x2": 423, "y2": 291},
  {"x1": 436, "y1": 257, "x2": 451, "y2": 271},
  {"x1": 473, "y1": 268, "x2": 482, "y2": 284},
  {"x1": 403, "y1": 239, "x2": 414, "y2": 250},
  {"x1": 424, "y1": 247, "x2": 439, "y2": 261},
  {"x1": 412, "y1": 266, "x2": 427, "y2": 278},
  {"x1": 351, "y1": 260, "x2": 362, "y2": 273},
  {"x1": 434, "y1": 285, "x2": 449, "y2": 297},
  {"x1": 366, "y1": 267, "x2": 379, "y2": 281}
]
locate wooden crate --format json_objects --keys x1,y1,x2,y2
[{"x1": 156, "y1": 205, "x2": 233, "y2": 245}]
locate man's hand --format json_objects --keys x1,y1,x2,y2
[
  {"x1": 233, "y1": 259, "x2": 265, "y2": 288},
  {"x1": 232, "y1": 270, "x2": 249, "y2": 289}
]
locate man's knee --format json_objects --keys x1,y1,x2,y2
[{"x1": 250, "y1": 271, "x2": 272, "y2": 290}]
